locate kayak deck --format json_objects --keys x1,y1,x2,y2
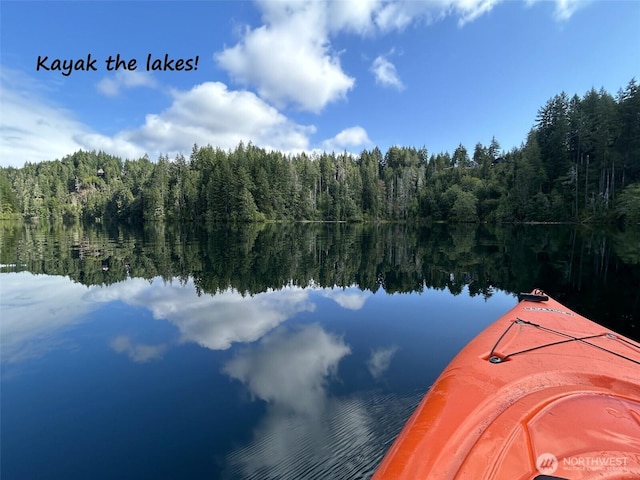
[{"x1": 373, "y1": 290, "x2": 640, "y2": 480}]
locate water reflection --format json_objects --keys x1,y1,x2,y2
[
  {"x1": 2, "y1": 222, "x2": 639, "y2": 480},
  {"x1": 88, "y1": 278, "x2": 316, "y2": 351},
  {"x1": 224, "y1": 324, "x2": 351, "y2": 414},
  {"x1": 1, "y1": 272, "x2": 94, "y2": 363},
  {"x1": 367, "y1": 346, "x2": 399, "y2": 379},
  {"x1": 3, "y1": 274, "x2": 358, "y2": 365},
  {"x1": 221, "y1": 324, "x2": 415, "y2": 480},
  {"x1": 224, "y1": 392, "x2": 414, "y2": 480},
  {"x1": 4, "y1": 222, "x2": 637, "y2": 341},
  {"x1": 320, "y1": 286, "x2": 372, "y2": 310},
  {"x1": 1, "y1": 270, "x2": 455, "y2": 479},
  {"x1": 109, "y1": 335, "x2": 168, "y2": 363}
]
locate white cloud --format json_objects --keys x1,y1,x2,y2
[
  {"x1": 216, "y1": 2, "x2": 355, "y2": 113},
  {"x1": 213, "y1": 0, "x2": 522, "y2": 113},
  {"x1": 125, "y1": 82, "x2": 315, "y2": 154},
  {"x1": 0, "y1": 70, "x2": 317, "y2": 166},
  {"x1": 95, "y1": 81, "x2": 316, "y2": 157},
  {"x1": 0, "y1": 69, "x2": 90, "y2": 166},
  {"x1": 525, "y1": 0, "x2": 588, "y2": 21},
  {"x1": 1, "y1": 1, "x2": 586, "y2": 167},
  {"x1": 322, "y1": 126, "x2": 371, "y2": 152},
  {"x1": 0, "y1": 68, "x2": 146, "y2": 165},
  {"x1": 373, "y1": 1, "x2": 418, "y2": 31},
  {"x1": 370, "y1": 0, "x2": 503, "y2": 29},
  {"x1": 96, "y1": 70, "x2": 158, "y2": 97},
  {"x1": 73, "y1": 132, "x2": 146, "y2": 160},
  {"x1": 371, "y1": 55, "x2": 405, "y2": 90},
  {"x1": 327, "y1": 0, "x2": 382, "y2": 35},
  {"x1": 553, "y1": 0, "x2": 587, "y2": 20},
  {"x1": 453, "y1": 0, "x2": 502, "y2": 26},
  {"x1": 217, "y1": 0, "x2": 584, "y2": 113}
]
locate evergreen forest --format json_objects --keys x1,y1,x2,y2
[
  {"x1": 1, "y1": 80, "x2": 639, "y2": 225},
  {"x1": 2, "y1": 221, "x2": 639, "y2": 341}
]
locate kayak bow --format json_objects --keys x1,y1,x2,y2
[{"x1": 373, "y1": 290, "x2": 640, "y2": 480}]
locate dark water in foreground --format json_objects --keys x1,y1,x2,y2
[{"x1": 1, "y1": 222, "x2": 639, "y2": 479}]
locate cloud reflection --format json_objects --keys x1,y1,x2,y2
[
  {"x1": 223, "y1": 323, "x2": 366, "y2": 479},
  {"x1": 2, "y1": 273, "x2": 371, "y2": 365},
  {"x1": 0, "y1": 272, "x2": 93, "y2": 363},
  {"x1": 109, "y1": 335, "x2": 168, "y2": 363},
  {"x1": 221, "y1": 324, "x2": 416, "y2": 480},
  {"x1": 223, "y1": 324, "x2": 350, "y2": 414},
  {"x1": 367, "y1": 346, "x2": 399, "y2": 379},
  {"x1": 321, "y1": 286, "x2": 372, "y2": 310},
  {"x1": 225, "y1": 394, "x2": 378, "y2": 480},
  {"x1": 87, "y1": 280, "x2": 316, "y2": 351}
]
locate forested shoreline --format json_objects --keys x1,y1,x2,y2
[
  {"x1": 1, "y1": 80, "x2": 639, "y2": 225},
  {"x1": 2, "y1": 221, "x2": 639, "y2": 340}
]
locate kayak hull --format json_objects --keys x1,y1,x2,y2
[{"x1": 373, "y1": 290, "x2": 640, "y2": 480}]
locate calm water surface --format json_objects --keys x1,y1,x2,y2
[{"x1": 2, "y1": 223, "x2": 638, "y2": 479}]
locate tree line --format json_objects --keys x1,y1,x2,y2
[
  {"x1": 1, "y1": 79, "x2": 638, "y2": 224},
  {"x1": 2, "y1": 221, "x2": 638, "y2": 340}
]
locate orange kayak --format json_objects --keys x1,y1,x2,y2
[{"x1": 373, "y1": 290, "x2": 640, "y2": 480}]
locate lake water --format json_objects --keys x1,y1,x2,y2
[{"x1": 1, "y1": 222, "x2": 638, "y2": 479}]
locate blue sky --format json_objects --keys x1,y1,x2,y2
[{"x1": 1, "y1": 0, "x2": 638, "y2": 168}]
